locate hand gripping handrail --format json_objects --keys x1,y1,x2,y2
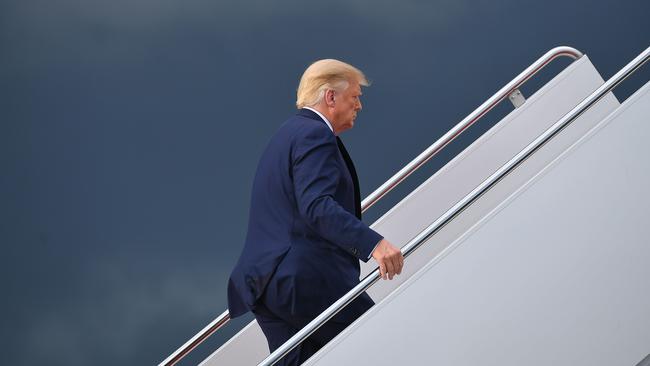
[
  {"x1": 258, "y1": 46, "x2": 650, "y2": 366},
  {"x1": 159, "y1": 46, "x2": 583, "y2": 366}
]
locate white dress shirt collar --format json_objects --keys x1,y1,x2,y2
[{"x1": 303, "y1": 107, "x2": 335, "y2": 135}]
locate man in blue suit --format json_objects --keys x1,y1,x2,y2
[{"x1": 228, "y1": 59, "x2": 404, "y2": 365}]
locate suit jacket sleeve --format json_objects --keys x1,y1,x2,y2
[{"x1": 292, "y1": 124, "x2": 383, "y2": 262}]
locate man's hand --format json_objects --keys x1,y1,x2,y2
[{"x1": 371, "y1": 239, "x2": 404, "y2": 280}]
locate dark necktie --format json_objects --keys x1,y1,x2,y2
[{"x1": 336, "y1": 136, "x2": 362, "y2": 220}]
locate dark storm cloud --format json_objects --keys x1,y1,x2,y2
[
  {"x1": 1, "y1": 0, "x2": 475, "y2": 73},
  {"x1": 3, "y1": 0, "x2": 469, "y2": 33},
  {"x1": 20, "y1": 257, "x2": 225, "y2": 365},
  {"x1": 1, "y1": 0, "x2": 648, "y2": 365}
]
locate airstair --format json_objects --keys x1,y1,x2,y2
[{"x1": 161, "y1": 46, "x2": 650, "y2": 366}]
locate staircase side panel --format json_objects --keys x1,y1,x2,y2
[
  {"x1": 363, "y1": 56, "x2": 619, "y2": 302},
  {"x1": 306, "y1": 81, "x2": 650, "y2": 366}
]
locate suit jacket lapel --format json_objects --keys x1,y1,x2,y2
[{"x1": 297, "y1": 108, "x2": 362, "y2": 219}]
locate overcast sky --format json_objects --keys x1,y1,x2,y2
[{"x1": 1, "y1": 0, "x2": 649, "y2": 365}]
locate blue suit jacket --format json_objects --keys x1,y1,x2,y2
[{"x1": 227, "y1": 109, "x2": 383, "y2": 323}]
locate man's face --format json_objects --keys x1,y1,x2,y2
[{"x1": 331, "y1": 81, "x2": 362, "y2": 134}]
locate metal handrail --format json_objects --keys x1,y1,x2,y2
[
  {"x1": 159, "y1": 310, "x2": 230, "y2": 366},
  {"x1": 258, "y1": 45, "x2": 650, "y2": 366},
  {"x1": 159, "y1": 46, "x2": 583, "y2": 366},
  {"x1": 360, "y1": 46, "x2": 583, "y2": 211}
]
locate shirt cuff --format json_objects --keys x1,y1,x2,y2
[{"x1": 367, "y1": 238, "x2": 383, "y2": 260}]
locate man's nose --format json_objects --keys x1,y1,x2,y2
[{"x1": 356, "y1": 100, "x2": 362, "y2": 111}]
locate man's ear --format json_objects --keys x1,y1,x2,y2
[{"x1": 325, "y1": 89, "x2": 336, "y2": 107}]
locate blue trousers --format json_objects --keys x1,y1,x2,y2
[{"x1": 252, "y1": 302, "x2": 355, "y2": 366}]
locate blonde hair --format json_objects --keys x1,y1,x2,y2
[{"x1": 296, "y1": 59, "x2": 369, "y2": 109}]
